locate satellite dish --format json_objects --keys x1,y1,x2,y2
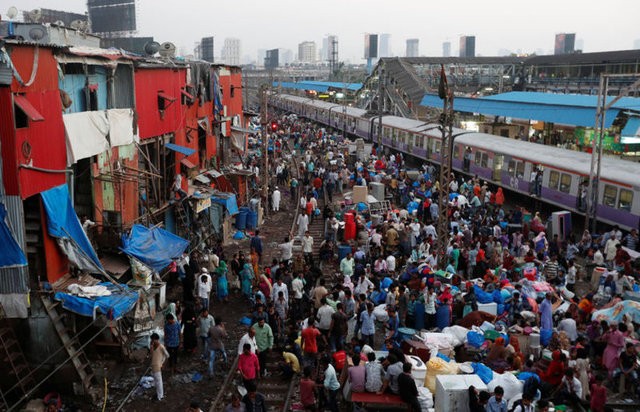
[
  {"x1": 144, "y1": 41, "x2": 161, "y2": 56},
  {"x1": 28, "y1": 27, "x2": 46, "y2": 41},
  {"x1": 159, "y1": 42, "x2": 176, "y2": 58},
  {"x1": 70, "y1": 20, "x2": 87, "y2": 31},
  {"x1": 6, "y1": 6, "x2": 18, "y2": 19},
  {"x1": 27, "y1": 9, "x2": 42, "y2": 23}
]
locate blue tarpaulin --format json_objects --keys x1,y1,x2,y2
[
  {"x1": 211, "y1": 193, "x2": 239, "y2": 215},
  {"x1": 121, "y1": 224, "x2": 189, "y2": 272},
  {"x1": 165, "y1": 143, "x2": 196, "y2": 156},
  {"x1": 0, "y1": 203, "x2": 27, "y2": 268},
  {"x1": 41, "y1": 184, "x2": 103, "y2": 273},
  {"x1": 54, "y1": 283, "x2": 138, "y2": 320}
]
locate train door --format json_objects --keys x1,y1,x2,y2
[
  {"x1": 426, "y1": 137, "x2": 432, "y2": 159},
  {"x1": 493, "y1": 154, "x2": 504, "y2": 181}
]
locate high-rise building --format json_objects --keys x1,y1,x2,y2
[
  {"x1": 257, "y1": 49, "x2": 266, "y2": 66},
  {"x1": 265, "y1": 49, "x2": 279, "y2": 69},
  {"x1": 298, "y1": 41, "x2": 316, "y2": 63},
  {"x1": 379, "y1": 33, "x2": 391, "y2": 57},
  {"x1": 554, "y1": 33, "x2": 576, "y2": 55},
  {"x1": 200, "y1": 36, "x2": 214, "y2": 62},
  {"x1": 459, "y1": 36, "x2": 475, "y2": 58},
  {"x1": 87, "y1": 0, "x2": 136, "y2": 37},
  {"x1": 364, "y1": 34, "x2": 379, "y2": 59},
  {"x1": 280, "y1": 49, "x2": 294, "y2": 65},
  {"x1": 221, "y1": 38, "x2": 241, "y2": 66},
  {"x1": 442, "y1": 41, "x2": 451, "y2": 57},
  {"x1": 406, "y1": 38, "x2": 419, "y2": 57}
]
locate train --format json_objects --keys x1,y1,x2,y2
[{"x1": 271, "y1": 93, "x2": 640, "y2": 232}]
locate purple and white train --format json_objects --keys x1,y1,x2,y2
[{"x1": 272, "y1": 94, "x2": 640, "y2": 231}]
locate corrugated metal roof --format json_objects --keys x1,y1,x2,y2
[
  {"x1": 483, "y1": 92, "x2": 640, "y2": 111},
  {"x1": 524, "y1": 49, "x2": 640, "y2": 65},
  {"x1": 420, "y1": 93, "x2": 624, "y2": 128},
  {"x1": 622, "y1": 117, "x2": 640, "y2": 137}
]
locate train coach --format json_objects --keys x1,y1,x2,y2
[{"x1": 272, "y1": 94, "x2": 640, "y2": 231}]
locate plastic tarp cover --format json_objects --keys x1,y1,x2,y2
[
  {"x1": 0, "y1": 203, "x2": 27, "y2": 268},
  {"x1": 121, "y1": 224, "x2": 189, "y2": 272},
  {"x1": 54, "y1": 282, "x2": 138, "y2": 320},
  {"x1": 41, "y1": 184, "x2": 104, "y2": 273},
  {"x1": 211, "y1": 193, "x2": 239, "y2": 216}
]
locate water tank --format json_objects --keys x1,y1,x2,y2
[
  {"x1": 235, "y1": 209, "x2": 248, "y2": 230},
  {"x1": 246, "y1": 209, "x2": 258, "y2": 230}
]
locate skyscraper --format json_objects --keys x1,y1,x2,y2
[
  {"x1": 459, "y1": 36, "x2": 475, "y2": 58},
  {"x1": 554, "y1": 33, "x2": 576, "y2": 55},
  {"x1": 200, "y1": 36, "x2": 214, "y2": 63},
  {"x1": 265, "y1": 49, "x2": 279, "y2": 69},
  {"x1": 379, "y1": 33, "x2": 391, "y2": 57},
  {"x1": 221, "y1": 38, "x2": 241, "y2": 66},
  {"x1": 406, "y1": 39, "x2": 419, "y2": 57},
  {"x1": 442, "y1": 41, "x2": 451, "y2": 57},
  {"x1": 298, "y1": 41, "x2": 317, "y2": 63}
]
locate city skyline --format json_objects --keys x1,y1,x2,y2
[{"x1": 6, "y1": 0, "x2": 640, "y2": 63}]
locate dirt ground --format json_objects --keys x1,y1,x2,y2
[{"x1": 95, "y1": 193, "x2": 300, "y2": 412}]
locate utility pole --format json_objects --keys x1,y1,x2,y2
[
  {"x1": 377, "y1": 63, "x2": 384, "y2": 153},
  {"x1": 260, "y1": 84, "x2": 269, "y2": 218},
  {"x1": 584, "y1": 73, "x2": 640, "y2": 232}
]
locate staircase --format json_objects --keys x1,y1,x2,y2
[
  {"x1": 0, "y1": 303, "x2": 35, "y2": 408},
  {"x1": 40, "y1": 296, "x2": 97, "y2": 398}
]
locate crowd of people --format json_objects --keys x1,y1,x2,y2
[{"x1": 152, "y1": 112, "x2": 640, "y2": 412}]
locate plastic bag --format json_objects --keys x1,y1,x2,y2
[
  {"x1": 436, "y1": 352, "x2": 451, "y2": 362},
  {"x1": 442, "y1": 326, "x2": 469, "y2": 346},
  {"x1": 472, "y1": 362, "x2": 494, "y2": 384},
  {"x1": 487, "y1": 372, "x2": 523, "y2": 401},
  {"x1": 425, "y1": 357, "x2": 458, "y2": 392},
  {"x1": 540, "y1": 329, "x2": 553, "y2": 346},
  {"x1": 467, "y1": 331, "x2": 485, "y2": 348}
]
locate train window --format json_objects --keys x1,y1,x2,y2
[
  {"x1": 559, "y1": 173, "x2": 572, "y2": 193},
  {"x1": 435, "y1": 141, "x2": 442, "y2": 154},
  {"x1": 508, "y1": 160, "x2": 517, "y2": 176},
  {"x1": 603, "y1": 185, "x2": 617, "y2": 208},
  {"x1": 549, "y1": 171, "x2": 560, "y2": 190},
  {"x1": 453, "y1": 144, "x2": 460, "y2": 160},
  {"x1": 415, "y1": 134, "x2": 424, "y2": 148},
  {"x1": 517, "y1": 162, "x2": 525, "y2": 179},
  {"x1": 383, "y1": 127, "x2": 390, "y2": 138},
  {"x1": 475, "y1": 151, "x2": 482, "y2": 164},
  {"x1": 618, "y1": 189, "x2": 633, "y2": 211},
  {"x1": 481, "y1": 153, "x2": 488, "y2": 168}
]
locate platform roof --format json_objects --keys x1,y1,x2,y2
[
  {"x1": 273, "y1": 81, "x2": 362, "y2": 93},
  {"x1": 420, "y1": 91, "x2": 640, "y2": 128}
]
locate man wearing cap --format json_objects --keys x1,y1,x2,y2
[
  {"x1": 272, "y1": 186, "x2": 281, "y2": 212},
  {"x1": 197, "y1": 268, "x2": 212, "y2": 311}
]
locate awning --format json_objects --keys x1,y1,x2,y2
[
  {"x1": 41, "y1": 184, "x2": 104, "y2": 274},
  {"x1": 0, "y1": 203, "x2": 27, "y2": 268},
  {"x1": 157, "y1": 91, "x2": 176, "y2": 102},
  {"x1": 180, "y1": 158, "x2": 197, "y2": 169},
  {"x1": 194, "y1": 174, "x2": 211, "y2": 184},
  {"x1": 231, "y1": 126, "x2": 257, "y2": 134},
  {"x1": 14, "y1": 95, "x2": 44, "y2": 122},
  {"x1": 181, "y1": 89, "x2": 194, "y2": 100},
  {"x1": 622, "y1": 117, "x2": 640, "y2": 137},
  {"x1": 54, "y1": 282, "x2": 138, "y2": 320},
  {"x1": 166, "y1": 143, "x2": 196, "y2": 156},
  {"x1": 211, "y1": 193, "x2": 239, "y2": 215},
  {"x1": 121, "y1": 224, "x2": 189, "y2": 272}
]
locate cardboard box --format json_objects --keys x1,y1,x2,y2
[{"x1": 352, "y1": 185, "x2": 368, "y2": 204}]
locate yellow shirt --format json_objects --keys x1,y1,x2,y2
[{"x1": 283, "y1": 351, "x2": 300, "y2": 373}]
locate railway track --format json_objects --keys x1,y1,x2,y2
[{"x1": 209, "y1": 130, "x2": 302, "y2": 412}]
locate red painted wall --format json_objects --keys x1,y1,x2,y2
[
  {"x1": 218, "y1": 67, "x2": 244, "y2": 138},
  {"x1": 134, "y1": 67, "x2": 186, "y2": 139},
  {"x1": 0, "y1": 45, "x2": 67, "y2": 199},
  {"x1": 40, "y1": 199, "x2": 68, "y2": 283}
]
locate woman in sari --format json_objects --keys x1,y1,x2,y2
[
  {"x1": 258, "y1": 270, "x2": 273, "y2": 301},
  {"x1": 216, "y1": 260, "x2": 229, "y2": 303},
  {"x1": 240, "y1": 263, "x2": 254, "y2": 300},
  {"x1": 250, "y1": 250, "x2": 260, "y2": 279},
  {"x1": 603, "y1": 322, "x2": 627, "y2": 376}
]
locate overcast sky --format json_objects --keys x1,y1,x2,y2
[{"x1": 5, "y1": 0, "x2": 640, "y2": 62}]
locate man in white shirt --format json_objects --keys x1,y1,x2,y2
[
  {"x1": 316, "y1": 298, "x2": 335, "y2": 335},
  {"x1": 279, "y1": 235, "x2": 294, "y2": 263},
  {"x1": 340, "y1": 253, "x2": 355, "y2": 278},
  {"x1": 424, "y1": 223, "x2": 437, "y2": 240},
  {"x1": 354, "y1": 273, "x2": 374, "y2": 296},
  {"x1": 291, "y1": 272, "x2": 305, "y2": 321},
  {"x1": 272, "y1": 187, "x2": 281, "y2": 212},
  {"x1": 272, "y1": 278, "x2": 289, "y2": 303},
  {"x1": 426, "y1": 251, "x2": 438, "y2": 268},
  {"x1": 301, "y1": 231, "x2": 314, "y2": 266},
  {"x1": 297, "y1": 212, "x2": 309, "y2": 239},
  {"x1": 386, "y1": 254, "x2": 396, "y2": 273},
  {"x1": 557, "y1": 312, "x2": 578, "y2": 342},
  {"x1": 558, "y1": 369, "x2": 582, "y2": 407},
  {"x1": 237, "y1": 327, "x2": 258, "y2": 354}
]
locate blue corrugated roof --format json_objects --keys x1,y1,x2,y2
[
  {"x1": 165, "y1": 143, "x2": 196, "y2": 156},
  {"x1": 622, "y1": 117, "x2": 640, "y2": 137},
  {"x1": 420, "y1": 93, "x2": 626, "y2": 127},
  {"x1": 273, "y1": 81, "x2": 362, "y2": 92}
]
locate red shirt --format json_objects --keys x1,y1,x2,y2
[
  {"x1": 237, "y1": 352, "x2": 260, "y2": 380},
  {"x1": 300, "y1": 378, "x2": 316, "y2": 406},
  {"x1": 301, "y1": 327, "x2": 321, "y2": 354}
]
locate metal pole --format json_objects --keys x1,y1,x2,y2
[
  {"x1": 436, "y1": 89, "x2": 454, "y2": 269},
  {"x1": 377, "y1": 63, "x2": 383, "y2": 151},
  {"x1": 260, "y1": 85, "x2": 269, "y2": 218}
]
